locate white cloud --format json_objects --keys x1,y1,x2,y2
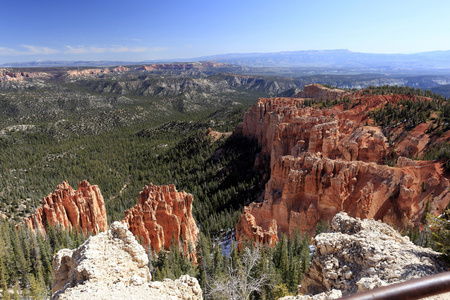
[
  {"x1": 0, "y1": 45, "x2": 59, "y2": 56},
  {"x1": 21, "y1": 45, "x2": 59, "y2": 55},
  {"x1": 150, "y1": 47, "x2": 167, "y2": 52},
  {"x1": 0, "y1": 44, "x2": 152, "y2": 56},
  {"x1": 0, "y1": 47, "x2": 18, "y2": 55},
  {"x1": 64, "y1": 45, "x2": 149, "y2": 54}
]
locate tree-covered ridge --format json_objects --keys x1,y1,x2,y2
[
  {"x1": 363, "y1": 85, "x2": 450, "y2": 133},
  {"x1": 299, "y1": 96, "x2": 352, "y2": 109},
  {"x1": 361, "y1": 85, "x2": 447, "y2": 100},
  {"x1": 368, "y1": 99, "x2": 434, "y2": 130}
]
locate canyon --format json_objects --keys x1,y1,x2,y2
[{"x1": 236, "y1": 84, "x2": 450, "y2": 245}]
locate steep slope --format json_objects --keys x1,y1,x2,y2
[
  {"x1": 20, "y1": 180, "x2": 107, "y2": 235},
  {"x1": 52, "y1": 221, "x2": 202, "y2": 300},
  {"x1": 236, "y1": 84, "x2": 450, "y2": 244},
  {"x1": 123, "y1": 183, "x2": 199, "y2": 259}
]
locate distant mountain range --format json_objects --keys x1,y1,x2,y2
[
  {"x1": 2, "y1": 49, "x2": 450, "y2": 74},
  {"x1": 193, "y1": 49, "x2": 450, "y2": 71},
  {"x1": 0, "y1": 60, "x2": 139, "y2": 68}
]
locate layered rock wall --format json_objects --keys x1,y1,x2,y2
[
  {"x1": 236, "y1": 84, "x2": 450, "y2": 243},
  {"x1": 21, "y1": 180, "x2": 107, "y2": 235},
  {"x1": 123, "y1": 183, "x2": 199, "y2": 259}
]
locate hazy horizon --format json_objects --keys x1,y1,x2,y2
[{"x1": 1, "y1": 0, "x2": 450, "y2": 64}]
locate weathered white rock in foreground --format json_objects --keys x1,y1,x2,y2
[
  {"x1": 281, "y1": 212, "x2": 447, "y2": 299},
  {"x1": 52, "y1": 221, "x2": 202, "y2": 299}
]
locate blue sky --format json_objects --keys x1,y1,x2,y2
[{"x1": 1, "y1": 0, "x2": 450, "y2": 63}]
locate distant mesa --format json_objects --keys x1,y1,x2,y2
[
  {"x1": 20, "y1": 180, "x2": 108, "y2": 235},
  {"x1": 66, "y1": 66, "x2": 130, "y2": 77},
  {"x1": 135, "y1": 61, "x2": 226, "y2": 71},
  {"x1": 1, "y1": 62, "x2": 230, "y2": 82},
  {"x1": 64, "y1": 62, "x2": 227, "y2": 78},
  {"x1": 235, "y1": 84, "x2": 450, "y2": 246},
  {"x1": 0, "y1": 69, "x2": 50, "y2": 82}
]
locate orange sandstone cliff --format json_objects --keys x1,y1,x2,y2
[
  {"x1": 21, "y1": 180, "x2": 108, "y2": 235},
  {"x1": 235, "y1": 84, "x2": 450, "y2": 245},
  {"x1": 123, "y1": 183, "x2": 199, "y2": 260}
]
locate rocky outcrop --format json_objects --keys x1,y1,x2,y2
[
  {"x1": 52, "y1": 221, "x2": 202, "y2": 300},
  {"x1": 202, "y1": 127, "x2": 232, "y2": 142},
  {"x1": 111, "y1": 66, "x2": 130, "y2": 73},
  {"x1": 235, "y1": 206, "x2": 278, "y2": 250},
  {"x1": 66, "y1": 66, "x2": 129, "y2": 77},
  {"x1": 21, "y1": 180, "x2": 107, "y2": 235},
  {"x1": 280, "y1": 213, "x2": 447, "y2": 299},
  {"x1": 123, "y1": 183, "x2": 199, "y2": 260},
  {"x1": 235, "y1": 84, "x2": 450, "y2": 244},
  {"x1": 0, "y1": 69, "x2": 49, "y2": 82},
  {"x1": 294, "y1": 83, "x2": 350, "y2": 100}
]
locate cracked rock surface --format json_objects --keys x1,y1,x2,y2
[
  {"x1": 52, "y1": 221, "x2": 201, "y2": 299},
  {"x1": 281, "y1": 212, "x2": 447, "y2": 299}
]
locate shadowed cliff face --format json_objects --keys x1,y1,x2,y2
[
  {"x1": 123, "y1": 183, "x2": 199, "y2": 261},
  {"x1": 236, "y1": 84, "x2": 450, "y2": 244},
  {"x1": 20, "y1": 180, "x2": 108, "y2": 235}
]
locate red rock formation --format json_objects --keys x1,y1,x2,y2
[
  {"x1": 123, "y1": 183, "x2": 199, "y2": 260},
  {"x1": 21, "y1": 180, "x2": 107, "y2": 235},
  {"x1": 111, "y1": 65, "x2": 130, "y2": 72},
  {"x1": 0, "y1": 70, "x2": 50, "y2": 82},
  {"x1": 294, "y1": 83, "x2": 350, "y2": 100},
  {"x1": 235, "y1": 84, "x2": 450, "y2": 244},
  {"x1": 202, "y1": 128, "x2": 232, "y2": 143},
  {"x1": 235, "y1": 206, "x2": 278, "y2": 250}
]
